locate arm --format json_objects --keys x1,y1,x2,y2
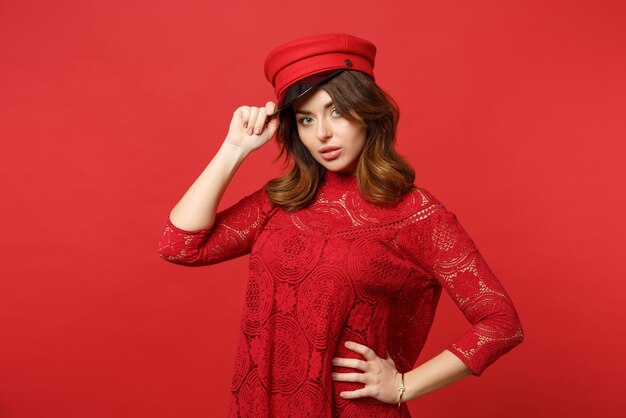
[
  {"x1": 397, "y1": 349, "x2": 474, "y2": 402},
  {"x1": 394, "y1": 199, "x2": 525, "y2": 398},
  {"x1": 157, "y1": 102, "x2": 280, "y2": 266},
  {"x1": 169, "y1": 97, "x2": 279, "y2": 231},
  {"x1": 168, "y1": 140, "x2": 250, "y2": 232},
  {"x1": 157, "y1": 184, "x2": 270, "y2": 266},
  {"x1": 334, "y1": 201, "x2": 525, "y2": 406}
]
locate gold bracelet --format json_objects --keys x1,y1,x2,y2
[{"x1": 397, "y1": 372, "x2": 405, "y2": 410}]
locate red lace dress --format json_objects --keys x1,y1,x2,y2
[{"x1": 157, "y1": 170, "x2": 524, "y2": 417}]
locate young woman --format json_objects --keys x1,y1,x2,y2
[{"x1": 157, "y1": 32, "x2": 524, "y2": 417}]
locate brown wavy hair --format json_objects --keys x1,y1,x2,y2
[{"x1": 264, "y1": 70, "x2": 416, "y2": 212}]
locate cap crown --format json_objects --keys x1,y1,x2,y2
[{"x1": 264, "y1": 33, "x2": 377, "y2": 104}]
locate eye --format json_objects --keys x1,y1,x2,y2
[
  {"x1": 297, "y1": 108, "x2": 342, "y2": 126},
  {"x1": 297, "y1": 116, "x2": 314, "y2": 125}
]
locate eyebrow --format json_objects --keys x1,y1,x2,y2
[{"x1": 295, "y1": 101, "x2": 334, "y2": 115}]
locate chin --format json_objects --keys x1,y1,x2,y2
[
  {"x1": 316, "y1": 155, "x2": 357, "y2": 174},
  {"x1": 324, "y1": 164, "x2": 356, "y2": 175}
]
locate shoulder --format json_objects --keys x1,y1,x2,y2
[
  {"x1": 379, "y1": 184, "x2": 473, "y2": 242},
  {"x1": 395, "y1": 184, "x2": 447, "y2": 219},
  {"x1": 392, "y1": 186, "x2": 466, "y2": 255},
  {"x1": 404, "y1": 184, "x2": 444, "y2": 207}
]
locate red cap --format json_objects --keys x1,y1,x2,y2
[{"x1": 264, "y1": 33, "x2": 377, "y2": 107}]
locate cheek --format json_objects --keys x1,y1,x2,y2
[
  {"x1": 350, "y1": 129, "x2": 367, "y2": 152},
  {"x1": 298, "y1": 135, "x2": 316, "y2": 155}
]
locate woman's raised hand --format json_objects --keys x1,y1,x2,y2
[{"x1": 225, "y1": 101, "x2": 280, "y2": 154}]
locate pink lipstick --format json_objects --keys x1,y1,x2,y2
[{"x1": 319, "y1": 146, "x2": 342, "y2": 160}]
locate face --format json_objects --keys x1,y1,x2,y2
[{"x1": 293, "y1": 88, "x2": 366, "y2": 175}]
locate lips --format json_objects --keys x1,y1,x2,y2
[
  {"x1": 319, "y1": 146, "x2": 341, "y2": 154},
  {"x1": 319, "y1": 147, "x2": 342, "y2": 161}
]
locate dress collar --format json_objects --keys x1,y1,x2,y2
[{"x1": 321, "y1": 170, "x2": 358, "y2": 190}]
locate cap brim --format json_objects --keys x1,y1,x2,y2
[{"x1": 267, "y1": 69, "x2": 345, "y2": 120}]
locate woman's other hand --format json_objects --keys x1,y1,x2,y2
[
  {"x1": 225, "y1": 101, "x2": 280, "y2": 154},
  {"x1": 332, "y1": 341, "x2": 402, "y2": 405}
]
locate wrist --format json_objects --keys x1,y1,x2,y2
[
  {"x1": 220, "y1": 139, "x2": 250, "y2": 161},
  {"x1": 396, "y1": 371, "x2": 406, "y2": 409}
]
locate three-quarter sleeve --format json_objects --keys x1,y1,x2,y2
[
  {"x1": 395, "y1": 194, "x2": 524, "y2": 377},
  {"x1": 157, "y1": 186, "x2": 272, "y2": 266}
]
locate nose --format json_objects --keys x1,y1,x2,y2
[{"x1": 315, "y1": 117, "x2": 332, "y2": 141}]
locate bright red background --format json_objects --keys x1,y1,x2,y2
[{"x1": 1, "y1": 1, "x2": 624, "y2": 417}]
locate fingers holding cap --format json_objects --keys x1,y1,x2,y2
[{"x1": 265, "y1": 101, "x2": 277, "y2": 116}]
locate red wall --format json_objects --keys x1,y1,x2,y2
[{"x1": 1, "y1": 1, "x2": 624, "y2": 417}]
